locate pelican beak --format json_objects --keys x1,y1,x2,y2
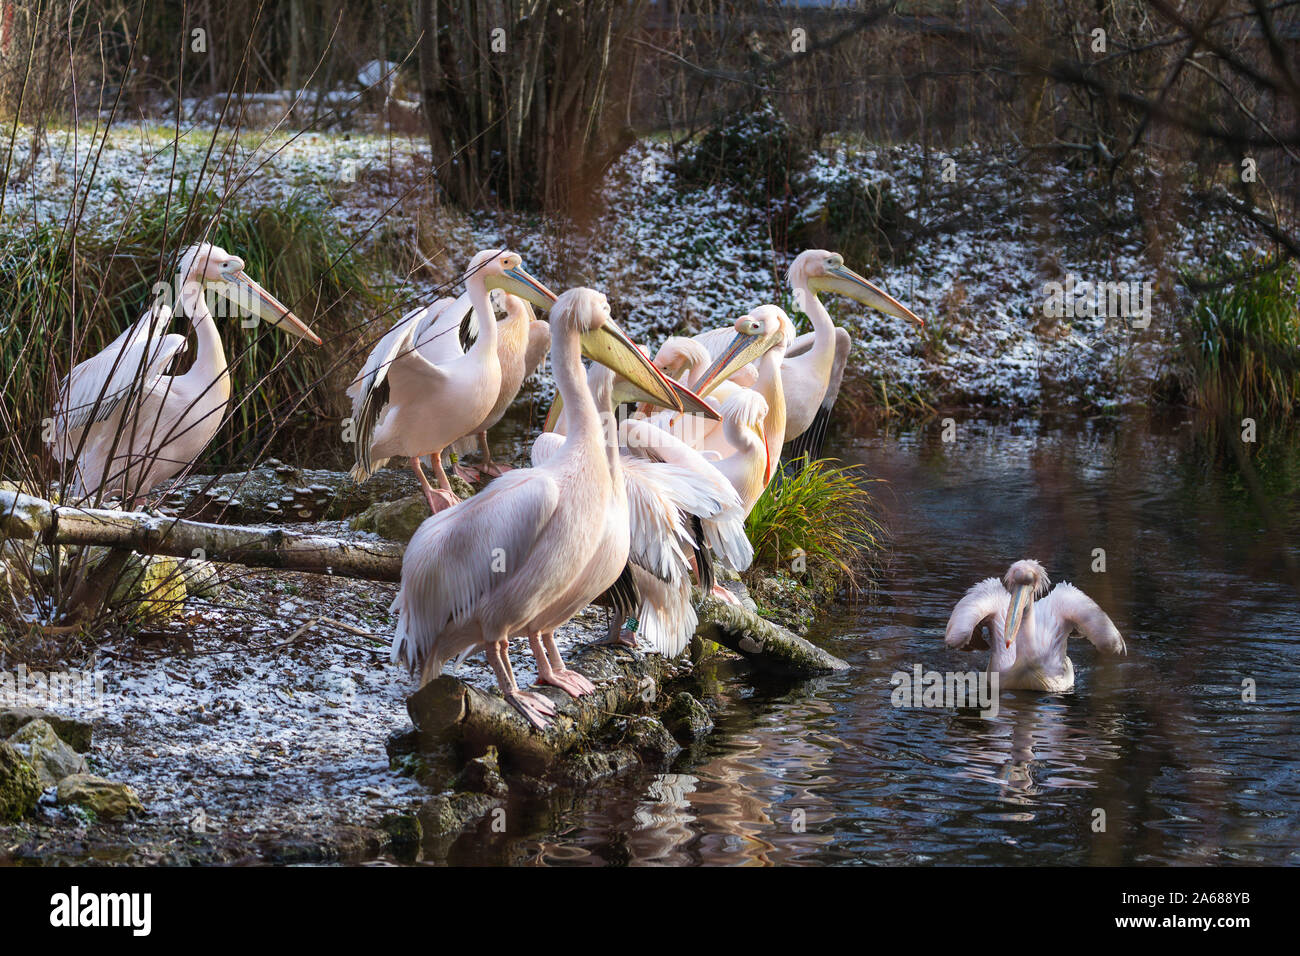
[
  {"x1": 543, "y1": 393, "x2": 564, "y2": 433},
  {"x1": 1004, "y1": 583, "x2": 1034, "y2": 648},
  {"x1": 612, "y1": 378, "x2": 721, "y2": 421},
  {"x1": 494, "y1": 265, "x2": 558, "y2": 311},
  {"x1": 821, "y1": 264, "x2": 923, "y2": 326},
  {"x1": 581, "y1": 318, "x2": 682, "y2": 414},
  {"x1": 223, "y1": 271, "x2": 322, "y2": 345},
  {"x1": 692, "y1": 327, "x2": 780, "y2": 397}
]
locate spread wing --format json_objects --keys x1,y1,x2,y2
[
  {"x1": 944, "y1": 577, "x2": 1006, "y2": 650},
  {"x1": 390, "y1": 468, "x2": 561, "y2": 676},
  {"x1": 622, "y1": 418, "x2": 751, "y2": 571},
  {"x1": 1041, "y1": 583, "x2": 1127, "y2": 655},
  {"x1": 52, "y1": 304, "x2": 186, "y2": 458}
]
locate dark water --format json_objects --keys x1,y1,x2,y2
[{"x1": 446, "y1": 411, "x2": 1300, "y2": 866}]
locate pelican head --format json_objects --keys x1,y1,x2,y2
[
  {"x1": 178, "y1": 242, "x2": 321, "y2": 344},
  {"x1": 653, "y1": 336, "x2": 713, "y2": 382},
  {"x1": 553, "y1": 288, "x2": 683, "y2": 414},
  {"x1": 469, "y1": 249, "x2": 557, "y2": 310},
  {"x1": 1002, "y1": 558, "x2": 1051, "y2": 648},
  {"x1": 789, "y1": 248, "x2": 922, "y2": 326},
  {"x1": 692, "y1": 304, "x2": 794, "y2": 396},
  {"x1": 543, "y1": 299, "x2": 718, "y2": 431}
]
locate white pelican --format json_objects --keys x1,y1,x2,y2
[
  {"x1": 448, "y1": 292, "x2": 550, "y2": 481},
  {"x1": 348, "y1": 250, "x2": 556, "y2": 513},
  {"x1": 390, "y1": 287, "x2": 686, "y2": 728},
  {"x1": 695, "y1": 249, "x2": 921, "y2": 460},
  {"x1": 944, "y1": 559, "x2": 1128, "y2": 692},
  {"x1": 50, "y1": 243, "x2": 320, "y2": 502},
  {"x1": 535, "y1": 361, "x2": 747, "y2": 652},
  {"x1": 667, "y1": 305, "x2": 793, "y2": 478}
]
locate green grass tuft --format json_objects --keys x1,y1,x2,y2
[
  {"x1": 744, "y1": 457, "x2": 886, "y2": 589},
  {"x1": 1183, "y1": 253, "x2": 1300, "y2": 417}
]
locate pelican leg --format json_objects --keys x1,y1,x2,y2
[
  {"x1": 450, "y1": 450, "x2": 481, "y2": 485},
  {"x1": 528, "y1": 632, "x2": 596, "y2": 697},
  {"x1": 478, "y1": 431, "x2": 512, "y2": 478},
  {"x1": 590, "y1": 614, "x2": 639, "y2": 650},
  {"x1": 486, "y1": 638, "x2": 555, "y2": 730},
  {"x1": 710, "y1": 584, "x2": 742, "y2": 606},
  {"x1": 416, "y1": 455, "x2": 460, "y2": 513}
]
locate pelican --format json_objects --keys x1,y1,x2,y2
[
  {"x1": 348, "y1": 250, "x2": 556, "y2": 513},
  {"x1": 669, "y1": 305, "x2": 793, "y2": 478},
  {"x1": 944, "y1": 559, "x2": 1128, "y2": 692},
  {"x1": 535, "y1": 361, "x2": 746, "y2": 651},
  {"x1": 695, "y1": 250, "x2": 921, "y2": 461},
  {"x1": 50, "y1": 243, "x2": 320, "y2": 502},
  {"x1": 448, "y1": 292, "x2": 550, "y2": 481},
  {"x1": 390, "y1": 287, "x2": 686, "y2": 728}
]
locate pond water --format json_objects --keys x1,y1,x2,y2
[{"x1": 439, "y1": 410, "x2": 1300, "y2": 866}]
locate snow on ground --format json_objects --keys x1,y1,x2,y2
[
  {"x1": 26, "y1": 538, "x2": 610, "y2": 833},
  {"x1": 3, "y1": 121, "x2": 1269, "y2": 411}
]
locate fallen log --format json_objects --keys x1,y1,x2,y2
[
  {"x1": 694, "y1": 596, "x2": 851, "y2": 676},
  {"x1": 407, "y1": 645, "x2": 682, "y2": 774},
  {"x1": 0, "y1": 490, "x2": 403, "y2": 582}
]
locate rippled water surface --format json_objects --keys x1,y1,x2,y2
[{"x1": 447, "y1": 412, "x2": 1300, "y2": 865}]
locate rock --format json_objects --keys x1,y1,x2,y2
[
  {"x1": 56, "y1": 774, "x2": 144, "y2": 819},
  {"x1": 550, "y1": 748, "x2": 638, "y2": 787},
  {"x1": 417, "y1": 791, "x2": 503, "y2": 838},
  {"x1": 0, "y1": 742, "x2": 40, "y2": 821},
  {"x1": 108, "y1": 553, "x2": 187, "y2": 620},
  {"x1": 380, "y1": 813, "x2": 423, "y2": 851},
  {"x1": 179, "y1": 558, "x2": 222, "y2": 599},
  {"x1": 621, "y1": 716, "x2": 682, "y2": 763},
  {"x1": 5, "y1": 719, "x2": 87, "y2": 788},
  {"x1": 349, "y1": 493, "x2": 433, "y2": 542},
  {"x1": 0, "y1": 708, "x2": 93, "y2": 752},
  {"x1": 454, "y1": 746, "x2": 508, "y2": 798},
  {"x1": 661, "y1": 692, "x2": 715, "y2": 742}
]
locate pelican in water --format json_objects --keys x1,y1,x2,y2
[
  {"x1": 695, "y1": 250, "x2": 921, "y2": 462},
  {"x1": 50, "y1": 243, "x2": 320, "y2": 502},
  {"x1": 944, "y1": 559, "x2": 1128, "y2": 692},
  {"x1": 535, "y1": 361, "x2": 746, "y2": 652},
  {"x1": 391, "y1": 287, "x2": 686, "y2": 728},
  {"x1": 348, "y1": 250, "x2": 556, "y2": 512}
]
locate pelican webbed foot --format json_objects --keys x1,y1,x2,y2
[
  {"x1": 529, "y1": 634, "x2": 596, "y2": 698},
  {"x1": 452, "y1": 462, "x2": 481, "y2": 484},
  {"x1": 505, "y1": 689, "x2": 557, "y2": 729},
  {"x1": 479, "y1": 461, "x2": 513, "y2": 478},
  {"x1": 710, "y1": 584, "x2": 742, "y2": 606}
]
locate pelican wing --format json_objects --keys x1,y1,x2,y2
[
  {"x1": 530, "y1": 430, "x2": 565, "y2": 467},
  {"x1": 620, "y1": 455, "x2": 705, "y2": 585},
  {"x1": 944, "y1": 577, "x2": 1005, "y2": 650},
  {"x1": 1042, "y1": 583, "x2": 1127, "y2": 655},
  {"x1": 348, "y1": 309, "x2": 421, "y2": 480},
  {"x1": 412, "y1": 294, "x2": 474, "y2": 365},
  {"x1": 390, "y1": 468, "x2": 562, "y2": 676},
  {"x1": 52, "y1": 305, "x2": 186, "y2": 458},
  {"x1": 622, "y1": 418, "x2": 752, "y2": 571}
]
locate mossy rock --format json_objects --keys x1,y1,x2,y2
[
  {"x1": 0, "y1": 741, "x2": 40, "y2": 821},
  {"x1": 56, "y1": 773, "x2": 144, "y2": 819},
  {"x1": 6, "y1": 719, "x2": 87, "y2": 788},
  {"x1": 107, "y1": 553, "x2": 187, "y2": 621},
  {"x1": 620, "y1": 716, "x2": 682, "y2": 763},
  {"x1": 661, "y1": 692, "x2": 714, "y2": 743},
  {"x1": 0, "y1": 708, "x2": 93, "y2": 752},
  {"x1": 349, "y1": 493, "x2": 432, "y2": 542}
]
